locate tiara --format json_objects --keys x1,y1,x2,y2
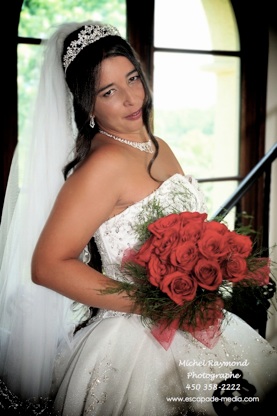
[{"x1": 63, "y1": 24, "x2": 120, "y2": 72}]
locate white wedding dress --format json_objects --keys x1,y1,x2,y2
[{"x1": 52, "y1": 174, "x2": 277, "y2": 416}]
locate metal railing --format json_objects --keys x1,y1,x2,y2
[{"x1": 212, "y1": 142, "x2": 277, "y2": 239}]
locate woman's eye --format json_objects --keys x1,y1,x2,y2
[
  {"x1": 129, "y1": 75, "x2": 140, "y2": 83},
  {"x1": 103, "y1": 89, "x2": 114, "y2": 97}
]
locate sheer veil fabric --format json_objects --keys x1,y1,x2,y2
[{"x1": 0, "y1": 21, "x2": 93, "y2": 399}]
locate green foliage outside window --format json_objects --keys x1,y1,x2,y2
[{"x1": 19, "y1": 0, "x2": 126, "y2": 38}]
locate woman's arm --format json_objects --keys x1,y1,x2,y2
[{"x1": 31, "y1": 147, "x2": 138, "y2": 313}]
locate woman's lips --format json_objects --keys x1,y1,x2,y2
[{"x1": 125, "y1": 109, "x2": 142, "y2": 120}]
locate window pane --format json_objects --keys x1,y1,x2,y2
[
  {"x1": 153, "y1": 52, "x2": 240, "y2": 217},
  {"x1": 154, "y1": 0, "x2": 239, "y2": 51},
  {"x1": 19, "y1": 0, "x2": 126, "y2": 39}
]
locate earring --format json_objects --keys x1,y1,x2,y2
[{"x1": 89, "y1": 116, "x2": 95, "y2": 129}]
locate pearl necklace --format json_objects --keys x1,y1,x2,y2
[{"x1": 99, "y1": 129, "x2": 154, "y2": 153}]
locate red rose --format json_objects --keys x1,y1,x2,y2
[
  {"x1": 204, "y1": 220, "x2": 229, "y2": 235},
  {"x1": 133, "y1": 236, "x2": 155, "y2": 266},
  {"x1": 179, "y1": 211, "x2": 207, "y2": 227},
  {"x1": 223, "y1": 231, "x2": 253, "y2": 258},
  {"x1": 147, "y1": 255, "x2": 175, "y2": 287},
  {"x1": 170, "y1": 241, "x2": 199, "y2": 271},
  {"x1": 194, "y1": 258, "x2": 223, "y2": 290},
  {"x1": 198, "y1": 230, "x2": 229, "y2": 260},
  {"x1": 180, "y1": 221, "x2": 204, "y2": 244},
  {"x1": 160, "y1": 271, "x2": 198, "y2": 305},
  {"x1": 177, "y1": 212, "x2": 207, "y2": 244},
  {"x1": 152, "y1": 229, "x2": 180, "y2": 261},
  {"x1": 148, "y1": 213, "x2": 181, "y2": 237},
  {"x1": 223, "y1": 253, "x2": 248, "y2": 282}
]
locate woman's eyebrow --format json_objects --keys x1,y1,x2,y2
[
  {"x1": 97, "y1": 69, "x2": 138, "y2": 94},
  {"x1": 126, "y1": 68, "x2": 137, "y2": 77},
  {"x1": 97, "y1": 82, "x2": 114, "y2": 94}
]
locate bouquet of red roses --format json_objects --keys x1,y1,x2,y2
[{"x1": 105, "y1": 211, "x2": 272, "y2": 349}]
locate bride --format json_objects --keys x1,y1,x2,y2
[{"x1": 0, "y1": 21, "x2": 276, "y2": 415}]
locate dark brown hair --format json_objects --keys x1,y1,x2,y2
[{"x1": 62, "y1": 28, "x2": 159, "y2": 179}]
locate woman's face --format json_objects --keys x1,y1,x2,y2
[{"x1": 93, "y1": 56, "x2": 145, "y2": 135}]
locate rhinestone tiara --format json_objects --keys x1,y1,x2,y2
[{"x1": 63, "y1": 24, "x2": 120, "y2": 72}]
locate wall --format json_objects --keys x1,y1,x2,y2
[{"x1": 265, "y1": 11, "x2": 277, "y2": 348}]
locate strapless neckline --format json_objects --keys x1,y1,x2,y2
[{"x1": 105, "y1": 173, "x2": 185, "y2": 224}]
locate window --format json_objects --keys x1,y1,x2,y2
[
  {"x1": 153, "y1": 0, "x2": 240, "y2": 224},
  {"x1": 14, "y1": 0, "x2": 268, "y2": 234}
]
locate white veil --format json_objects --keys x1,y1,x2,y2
[{"x1": 0, "y1": 21, "x2": 93, "y2": 400}]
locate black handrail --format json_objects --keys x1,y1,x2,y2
[{"x1": 211, "y1": 142, "x2": 277, "y2": 219}]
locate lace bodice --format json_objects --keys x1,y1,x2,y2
[{"x1": 93, "y1": 174, "x2": 206, "y2": 282}]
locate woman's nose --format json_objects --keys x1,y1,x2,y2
[{"x1": 123, "y1": 88, "x2": 135, "y2": 106}]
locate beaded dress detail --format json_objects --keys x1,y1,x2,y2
[{"x1": 52, "y1": 174, "x2": 277, "y2": 416}]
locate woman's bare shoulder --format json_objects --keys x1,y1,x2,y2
[
  {"x1": 153, "y1": 135, "x2": 184, "y2": 175},
  {"x1": 70, "y1": 142, "x2": 128, "y2": 186},
  {"x1": 155, "y1": 136, "x2": 173, "y2": 149}
]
